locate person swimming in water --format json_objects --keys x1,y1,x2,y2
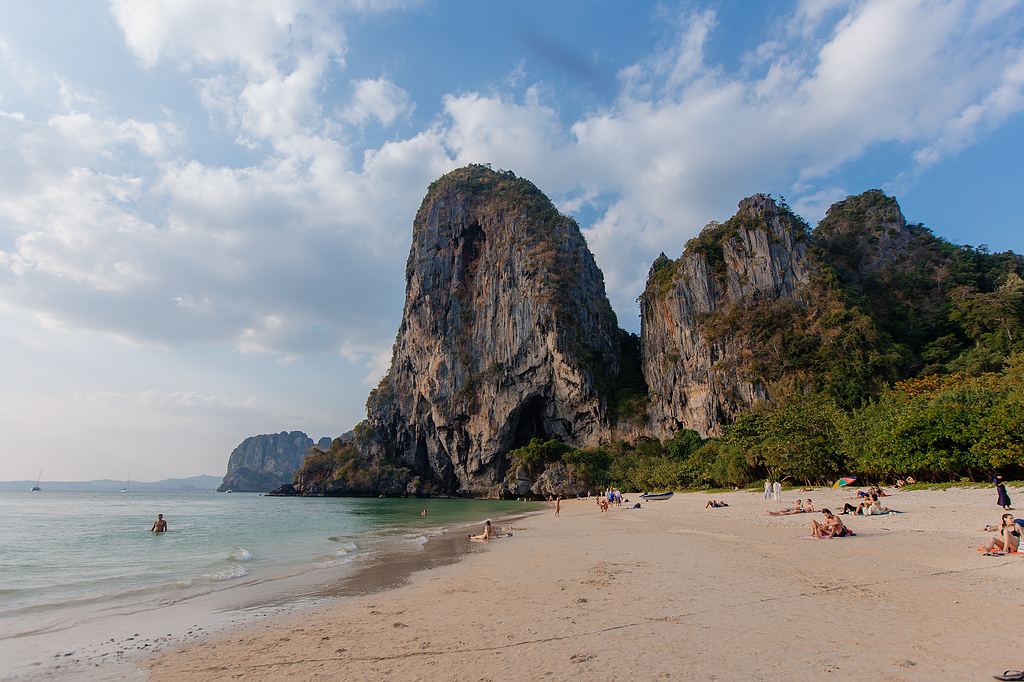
[{"x1": 150, "y1": 513, "x2": 167, "y2": 533}]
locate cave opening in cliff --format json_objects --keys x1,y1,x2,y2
[{"x1": 510, "y1": 396, "x2": 550, "y2": 450}]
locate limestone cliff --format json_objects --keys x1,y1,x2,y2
[
  {"x1": 291, "y1": 166, "x2": 626, "y2": 496},
  {"x1": 218, "y1": 431, "x2": 336, "y2": 492},
  {"x1": 356, "y1": 165, "x2": 623, "y2": 495},
  {"x1": 640, "y1": 195, "x2": 815, "y2": 437}
]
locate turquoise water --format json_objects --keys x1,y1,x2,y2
[{"x1": 0, "y1": 491, "x2": 534, "y2": 636}]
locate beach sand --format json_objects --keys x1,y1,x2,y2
[{"x1": 146, "y1": 486, "x2": 1024, "y2": 681}]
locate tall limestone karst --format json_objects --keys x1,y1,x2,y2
[
  {"x1": 639, "y1": 194, "x2": 816, "y2": 437},
  {"x1": 304, "y1": 165, "x2": 625, "y2": 495}
]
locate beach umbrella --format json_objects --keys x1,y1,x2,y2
[{"x1": 833, "y1": 476, "x2": 857, "y2": 488}]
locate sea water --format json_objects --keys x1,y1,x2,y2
[{"x1": 0, "y1": 491, "x2": 536, "y2": 676}]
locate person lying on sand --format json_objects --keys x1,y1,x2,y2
[
  {"x1": 810, "y1": 509, "x2": 853, "y2": 538},
  {"x1": 803, "y1": 499, "x2": 814, "y2": 512},
  {"x1": 863, "y1": 498, "x2": 899, "y2": 515},
  {"x1": 979, "y1": 513, "x2": 1021, "y2": 554},
  {"x1": 705, "y1": 500, "x2": 729, "y2": 508},
  {"x1": 768, "y1": 499, "x2": 805, "y2": 515},
  {"x1": 982, "y1": 518, "x2": 1024, "y2": 532}
]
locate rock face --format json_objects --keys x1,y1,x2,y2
[
  {"x1": 218, "y1": 431, "x2": 338, "y2": 492},
  {"x1": 640, "y1": 195, "x2": 814, "y2": 437},
  {"x1": 360, "y1": 166, "x2": 623, "y2": 495}
]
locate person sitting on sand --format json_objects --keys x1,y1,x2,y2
[
  {"x1": 469, "y1": 519, "x2": 496, "y2": 541},
  {"x1": 420, "y1": 509, "x2": 427, "y2": 516},
  {"x1": 979, "y1": 513, "x2": 1021, "y2": 554},
  {"x1": 905, "y1": 476, "x2": 915, "y2": 484},
  {"x1": 894, "y1": 478, "x2": 906, "y2": 488},
  {"x1": 810, "y1": 509, "x2": 853, "y2": 538},
  {"x1": 705, "y1": 500, "x2": 729, "y2": 508},
  {"x1": 150, "y1": 513, "x2": 167, "y2": 533}
]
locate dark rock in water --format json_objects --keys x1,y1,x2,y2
[
  {"x1": 218, "y1": 431, "x2": 347, "y2": 492},
  {"x1": 265, "y1": 483, "x2": 297, "y2": 496}
]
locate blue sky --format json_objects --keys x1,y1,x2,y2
[{"x1": 1, "y1": 0, "x2": 1022, "y2": 480}]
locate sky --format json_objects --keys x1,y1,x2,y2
[{"x1": 1, "y1": 0, "x2": 1023, "y2": 481}]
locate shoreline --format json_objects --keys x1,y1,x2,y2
[
  {"x1": 146, "y1": 485, "x2": 1022, "y2": 681},
  {"x1": 1, "y1": 505, "x2": 542, "y2": 681}
]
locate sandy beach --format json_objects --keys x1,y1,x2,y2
[{"x1": 145, "y1": 485, "x2": 1024, "y2": 681}]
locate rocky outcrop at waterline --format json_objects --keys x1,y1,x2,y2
[{"x1": 218, "y1": 431, "x2": 337, "y2": 492}]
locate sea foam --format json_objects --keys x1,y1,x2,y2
[{"x1": 229, "y1": 548, "x2": 253, "y2": 562}]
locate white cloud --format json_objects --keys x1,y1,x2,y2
[
  {"x1": 2, "y1": 0, "x2": 1022, "y2": 360},
  {"x1": 343, "y1": 77, "x2": 413, "y2": 126},
  {"x1": 109, "y1": 0, "x2": 342, "y2": 73}
]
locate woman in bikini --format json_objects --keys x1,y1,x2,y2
[
  {"x1": 810, "y1": 509, "x2": 852, "y2": 538},
  {"x1": 979, "y1": 513, "x2": 1021, "y2": 554},
  {"x1": 469, "y1": 519, "x2": 496, "y2": 541}
]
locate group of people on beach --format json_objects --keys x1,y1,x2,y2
[{"x1": 841, "y1": 492, "x2": 899, "y2": 516}]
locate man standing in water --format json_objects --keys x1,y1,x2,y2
[{"x1": 151, "y1": 513, "x2": 167, "y2": 533}]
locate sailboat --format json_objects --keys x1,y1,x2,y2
[
  {"x1": 120, "y1": 474, "x2": 130, "y2": 493},
  {"x1": 31, "y1": 467, "x2": 42, "y2": 492}
]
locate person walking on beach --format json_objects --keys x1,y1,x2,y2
[
  {"x1": 995, "y1": 476, "x2": 1012, "y2": 510},
  {"x1": 555, "y1": 496, "x2": 561, "y2": 517},
  {"x1": 150, "y1": 513, "x2": 167, "y2": 533},
  {"x1": 773, "y1": 480, "x2": 782, "y2": 502},
  {"x1": 764, "y1": 479, "x2": 771, "y2": 500}
]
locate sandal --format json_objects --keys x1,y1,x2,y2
[{"x1": 994, "y1": 670, "x2": 1024, "y2": 680}]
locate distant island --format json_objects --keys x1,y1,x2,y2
[
  {"x1": 0, "y1": 475, "x2": 222, "y2": 492},
  {"x1": 218, "y1": 431, "x2": 346, "y2": 492}
]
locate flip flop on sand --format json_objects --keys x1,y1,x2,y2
[{"x1": 993, "y1": 670, "x2": 1024, "y2": 681}]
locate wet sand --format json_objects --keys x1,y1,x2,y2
[{"x1": 145, "y1": 485, "x2": 1024, "y2": 681}]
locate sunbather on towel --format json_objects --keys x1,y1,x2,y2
[
  {"x1": 705, "y1": 500, "x2": 728, "y2": 508},
  {"x1": 768, "y1": 499, "x2": 805, "y2": 515},
  {"x1": 864, "y1": 499, "x2": 899, "y2": 515}
]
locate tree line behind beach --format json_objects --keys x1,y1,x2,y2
[{"x1": 511, "y1": 350, "x2": 1024, "y2": 490}]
